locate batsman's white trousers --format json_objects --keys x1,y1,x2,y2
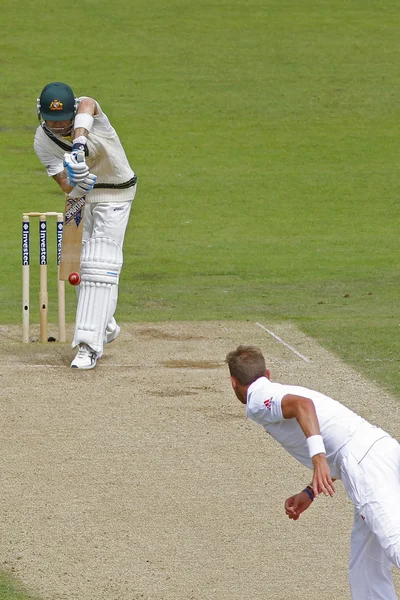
[
  {"x1": 73, "y1": 198, "x2": 134, "y2": 351},
  {"x1": 339, "y1": 433, "x2": 400, "y2": 599}
]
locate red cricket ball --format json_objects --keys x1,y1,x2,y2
[{"x1": 68, "y1": 272, "x2": 81, "y2": 286}]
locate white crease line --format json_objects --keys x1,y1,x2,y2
[
  {"x1": 0, "y1": 362, "x2": 226, "y2": 370},
  {"x1": 2, "y1": 364, "x2": 146, "y2": 369},
  {"x1": 256, "y1": 322, "x2": 311, "y2": 363}
]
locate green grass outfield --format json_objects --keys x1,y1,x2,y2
[
  {"x1": 0, "y1": 573, "x2": 41, "y2": 600},
  {"x1": 2, "y1": 1, "x2": 399, "y2": 386},
  {"x1": 0, "y1": 2, "x2": 399, "y2": 594}
]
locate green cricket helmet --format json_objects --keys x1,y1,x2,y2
[{"x1": 38, "y1": 82, "x2": 77, "y2": 121}]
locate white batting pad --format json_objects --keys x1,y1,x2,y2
[
  {"x1": 72, "y1": 237, "x2": 123, "y2": 352},
  {"x1": 80, "y1": 236, "x2": 123, "y2": 284}
]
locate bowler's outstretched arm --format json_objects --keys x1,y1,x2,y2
[{"x1": 281, "y1": 394, "x2": 335, "y2": 498}]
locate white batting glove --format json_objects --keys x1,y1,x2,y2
[
  {"x1": 69, "y1": 173, "x2": 97, "y2": 198},
  {"x1": 64, "y1": 152, "x2": 89, "y2": 185},
  {"x1": 71, "y1": 136, "x2": 88, "y2": 162}
]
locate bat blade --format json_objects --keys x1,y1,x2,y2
[{"x1": 59, "y1": 195, "x2": 85, "y2": 281}]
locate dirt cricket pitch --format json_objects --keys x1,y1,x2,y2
[{"x1": 0, "y1": 321, "x2": 399, "y2": 600}]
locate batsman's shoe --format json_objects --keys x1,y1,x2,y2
[{"x1": 71, "y1": 343, "x2": 103, "y2": 370}]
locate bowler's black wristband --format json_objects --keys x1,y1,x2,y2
[{"x1": 303, "y1": 485, "x2": 314, "y2": 502}]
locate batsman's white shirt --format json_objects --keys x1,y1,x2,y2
[
  {"x1": 34, "y1": 98, "x2": 135, "y2": 204},
  {"x1": 246, "y1": 377, "x2": 389, "y2": 479}
]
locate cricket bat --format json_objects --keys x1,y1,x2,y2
[{"x1": 59, "y1": 195, "x2": 86, "y2": 281}]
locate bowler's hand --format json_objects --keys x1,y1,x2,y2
[
  {"x1": 312, "y1": 454, "x2": 335, "y2": 497},
  {"x1": 285, "y1": 491, "x2": 313, "y2": 521}
]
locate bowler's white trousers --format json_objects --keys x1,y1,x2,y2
[
  {"x1": 339, "y1": 429, "x2": 400, "y2": 599},
  {"x1": 72, "y1": 198, "x2": 134, "y2": 352}
]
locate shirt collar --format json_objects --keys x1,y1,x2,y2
[{"x1": 246, "y1": 377, "x2": 274, "y2": 420}]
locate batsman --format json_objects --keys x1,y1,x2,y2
[{"x1": 34, "y1": 82, "x2": 137, "y2": 369}]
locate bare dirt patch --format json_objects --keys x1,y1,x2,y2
[
  {"x1": 0, "y1": 321, "x2": 399, "y2": 600},
  {"x1": 161, "y1": 360, "x2": 222, "y2": 369}
]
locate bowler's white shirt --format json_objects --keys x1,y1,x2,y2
[{"x1": 246, "y1": 377, "x2": 387, "y2": 479}]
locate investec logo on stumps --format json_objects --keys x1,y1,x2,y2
[
  {"x1": 57, "y1": 221, "x2": 63, "y2": 265},
  {"x1": 65, "y1": 197, "x2": 85, "y2": 227},
  {"x1": 40, "y1": 221, "x2": 47, "y2": 265},
  {"x1": 22, "y1": 222, "x2": 30, "y2": 266}
]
